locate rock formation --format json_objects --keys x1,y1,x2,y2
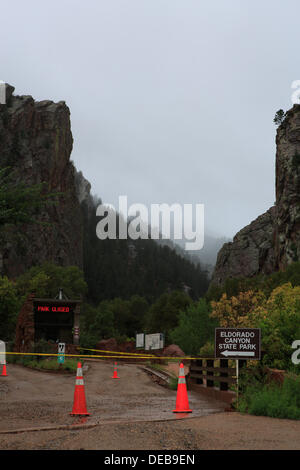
[
  {"x1": 211, "y1": 207, "x2": 276, "y2": 285},
  {"x1": 74, "y1": 170, "x2": 93, "y2": 208},
  {"x1": 274, "y1": 105, "x2": 300, "y2": 269},
  {"x1": 211, "y1": 104, "x2": 300, "y2": 286},
  {"x1": 0, "y1": 84, "x2": 86, "y2": 277}
]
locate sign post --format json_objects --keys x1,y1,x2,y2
[
  {"x1": 57, "y1": 342, "x2": 65, "y2": 364},
  {"x1": 215, "y1": 328, "x2": 261, "y2": 407},
  {"x1": 0, "y1": 341, "x2": 6, "y2": 365},
  {"x1": 236, "y1": 359, "x2": 239, "y2": 408}
]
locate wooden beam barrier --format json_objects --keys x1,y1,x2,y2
[{"x1": 189, "y1": 358, "x2": 236, "y2": 391}]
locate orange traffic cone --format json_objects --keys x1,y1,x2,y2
[
  {"x1": 70, "y1": 362, "x2": 90, "y2": 416},
  {"x1": 1, "y1": 364, "x2": 7, "y2": 377},
  {"x1": 111, "y1": 362, "x2": 120, "y2": 379},
  {"x1": 173, "y1": 363, "x2": 192, "y2": 413}
]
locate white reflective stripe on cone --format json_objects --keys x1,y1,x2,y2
[
  {"x1": 178, "y1": 378, "x2": 186, "y2": 384},
  {"x1": 76, "y1": 379, "x2": 84, "y2": 385},
  {"x1": 77, "y1": 368, "x2": 83, "y2": 376}
]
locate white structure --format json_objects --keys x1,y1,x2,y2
[
  {"x1": 136, "y1": 333, "x2": 145, "y2": 349},
  {"x1": 145, "y1": 333, "x2": 164, "y2": 351},
  {"x1": 0, "y1": 340, "x2": 6, "y2": 365}
]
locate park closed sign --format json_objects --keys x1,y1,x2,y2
[{"x1": 215, "y1": 328, "x2": 261, "y2": 360}]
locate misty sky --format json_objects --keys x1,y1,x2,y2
[{"x1": 1, "y1": 0, "x2": 299, "y2": 239}]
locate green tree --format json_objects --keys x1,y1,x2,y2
[
  {"x1": 0, "y1": 166, "x2": 58, "y2": 228},
  {"x1": 90, "y1": 301, "x2": 116, "y2": 340},
  {"x1": 105, "y1": 298, "x2": 131, "y2": 337},
  {"x1": 0, "y1": 276, "x2": 20, "y2": 341},
  {"x1": 81, "y1": 196, "x2": 209, "y2": 304},
  {"x1": 169, "y1": 299, "x2": 217, "y2": 355},
  {"x1": 79, "y1": 295, "x2": 149, "y2": 345},
  {"x1": 274, "y1": 109, "x2": 286, "y2": 126},
  {"x1": 206, "y1": 262, "x2": 300, "y2": 302},
  {"x1": 78, "y1": 303, "x2": 99, "y2": 349},
  {"x1": 128, "y1": 295, "x2": 149, "y2": 335},
  {"x1": 145, "y1": 290, "x2": 192, "y2": 340},
  {"x1": 16, "y1": 262, "x2": 87, "y2": 300},
  {"x1": 258, "y1": 283, "x2": 300, "y2": 370}
]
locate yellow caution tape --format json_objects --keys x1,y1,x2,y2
[
  {"x1": 5, "y1": 352, "x2": 154, "y2": 359},
  {"x1": 5, "y1": 351, "x2": 217, "y2": 361},
  {"x1": 77, "y1": 347, "x2": 157, "y2": 357}
]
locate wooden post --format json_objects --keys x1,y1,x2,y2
[
  {"x1": 196, "y1": 359, "x2": 203, "y2": 385},
  {"x1": 206, "y1": 359, "x2": 214, "y2": 387},
  {"x1": 73, "y1": 303, "x2": 80, "y2": 345},
  {"x1": 220, "y1": 359, "x2": 229, "y2": 391},
  {"x1": 236, "y1": 359, "x2": 239, "y2": 408}
]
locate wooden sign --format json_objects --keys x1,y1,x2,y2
[{"x1": 215, "y1": 328, "x2": 261, "y2": 360}]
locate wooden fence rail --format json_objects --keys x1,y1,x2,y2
[
  {"x1": 189, "y1": 358, "x2": 237, "y2": 391},
  {"x1": 187, "y1": 358, "x2": 247, "y2": 404}
]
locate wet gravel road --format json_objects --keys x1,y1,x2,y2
[
  {"x1": 0, "y1": 361, "x2": 225, "y2": 430},
  {"x1": 0, "y1": 362, "x2": 299, "y2": 450}
]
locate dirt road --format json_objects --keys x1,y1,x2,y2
[
  {"x1": 0, "y1": 361, "x2": 299, "y2": 450},
  {"x1": 0, "y1": 361, "x2": 225, "y2": 431}
]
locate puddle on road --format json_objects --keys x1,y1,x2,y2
[{"x1": 78, "y1": 387, "x2": 227, "y2": 424}]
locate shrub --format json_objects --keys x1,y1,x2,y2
[
  {"x1": 8, "y1": 356, "x2": 78, "y2": 372},
  {"x1": 168, "y1": 376, "x2": 179, "y2": 391},
  {"x1": 198, "y1": 341, "x2": 215, "y2": 357},
  {"x1": 258, "y1": 283, "x2": 300, "y2": 369},
  {"x1": 0, "y1": 276, "x2": 20, "y2": 341},
  {"x1": 238, "y1": 370, "x2": 300, "y2": 420}
]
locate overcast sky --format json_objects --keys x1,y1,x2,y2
[{"x1": 1, "y1": 0, "x2": 299, "y2": 239}]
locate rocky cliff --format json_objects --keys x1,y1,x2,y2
[
  {"x1": 0, "y1": 84, "x2": 86, "y2": 277},
  {"x1": 274, "y1": 105, "x2": 300, "y2": 269},
  {"x1": 0, "y1": 84, "x2": 209, "y2": 302},
  {"x1": 211, "y1": 104, "x2": 300, "y2": 286}
]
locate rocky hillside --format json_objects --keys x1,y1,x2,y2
[
  {"x1": 0, "y1": 84, "x2": 84, "y2": 277},
  {"x1": 211, "y1": 104, "x2": 300, "y2": 286}
]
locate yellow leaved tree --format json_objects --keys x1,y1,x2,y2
[{"x1": 210, "y1": 290, "x2": 267, "y2": 328}]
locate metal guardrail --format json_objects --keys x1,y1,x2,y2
[{"x1": 140, "y1": 366, "x2": 173, "y2": 385}]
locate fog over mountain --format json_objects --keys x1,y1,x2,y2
[
  {"x1": 2, "y1": 0, "x2": 298, "y2": 242},
  {"x1": 174, "y1": 233, "x2": 231, "y2": 272}
]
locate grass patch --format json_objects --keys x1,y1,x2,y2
[
  {"x1": 168, "y1": 376, "x2": 179, "y2": 390},
  {"x1": 145, "y1": 361, "x2": 179, "y2": 389},
  {"x1": 146, "y1": 362, "x2": 167, "y2": 372},
  {"x1": 238, "y1": 375, "x2": 300, "y2": 420},
  {"x1": 6, "y1": 354, "x2": 79, "y2": 373},
  {"x1": 28, "y1": 358, "x2": 79, "y2": 373}
]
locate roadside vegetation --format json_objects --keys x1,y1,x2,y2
[
  {"x1": 236, "y1": 365, "x2": 300, "y2": 420},
  {"x1": 207, "y1": 263, "x2": 300, "y2": 419},
  {"x1": 7, "y1": 353, "x2": 79, "y2": 373},
  {"x1": 168, "y1": 376, "x2": 179, "y2": 391}
]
